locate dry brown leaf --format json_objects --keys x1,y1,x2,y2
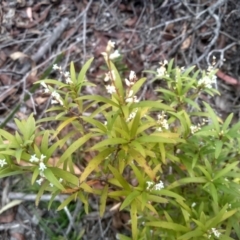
[{"x1": 9, "y1": 52, "x2": 37, "y2": 77}]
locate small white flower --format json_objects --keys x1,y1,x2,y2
[
  {"x1": 53, "y1": 64, "x2": 59, "y2": 70},
  {"x1": 125, "y1": 78, "x2": 131, "y2": 87},
  {"x1": 146, "y1": 181, "x2": 154, "y2": 190},
  {"x1": 59, "y1": 178, "x2": 63, "y2": 183},
  {"x1": 51, "y1": 99, "x2": 59, "y2": 105},
  {"x1": 211, "y1": 228, "x2": 221, "y2": 238},
  {"x1": 64, "y1": 71, "x2": 70, "y2": 77},
  {"x1": 157, "y1": 112, "x2": 169, "y2": 131},
  {"x1": 0, "y1": 159, "x2": 7, "y2": 167},
  {"x1": 109, "y1": 50, "x2": 120, "y2": 59},
  {"x1": 157, "y1": 66, "x2": 166, "y2": 77},
  {"x1": 39, "y1": 171, "x2": 45, "y2": 178},
  {"x1": 36, "y1": 178, "x2": 44, "y2": 185},
  {"x1": 190, "y1": 125, "x2": 201, "y2": 134},
  {"x1": 154, "y1": 180, "x2": 164, "y2": 190},
  {"x1": 129, "y1": 71, "x2": 136, "y2": 81},
  {"x1": 40, "y1": 154, "x2": 46, "y2": 162},
  {"x1": 191, "y1": 202, "x2": 196, "y2": 208},
  {"x1": 106, "y1": 85, "x2": 116, "y2": 94},
  {"x1": 51, "y1": 91, "x2": 60, "y2": 99},
  {"x1": 30, "y1": 154, "x2": 39, "y2": 162},
  {"x1": 66, "y1": 77, "x2": 73, "y2": 84},
  {"x1": 106, "y1": 40, "x2": 115, "y2": 53},
  {"x1": 49, "y1": 183, "x2": 54, "y2": 187},
  {"x1": 39, "y1": 162, "x2": 47, "y2": 171},
  {"x1": 128, "y1": 90, "x2": 133, "y2": 97}
]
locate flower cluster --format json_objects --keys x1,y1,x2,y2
[
  {"x1": 0, "y1": 158, "x2": 7, "y2": 168},
  {"x1": 198, "y1": 75, "x2": 216, "y2": 89},
  {"x1": 125, "y1": 71, "x2": 139, "y2": 103},
  {"x1": 146, "y1": 180, "x2": 164, "y2": 191},
  {"x1": 190, "y1": 119, "x2": 207, "y2": 134},
  {"x1": 156, "y1": 60, "x2": 168, "y2": 78},
  {"x1": 127, "y1": 108, "x2": 138, "y2": 122},
  {"x1": 40, "y1": 82, "x2": 63, "y2": 106},
  {"x1": 156, "y1": 112, "x2": 169, "y2": 132},
  {"x1": 53, "y1": 64, "x2": 73, "y2": 84},
  {"x1": 208, "y1": 228, "x2": 221, "y2": 239}
]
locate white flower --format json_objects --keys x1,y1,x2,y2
[
  {"x1": 0, "y1": 159, "x2": 7, "y2": 167},
  {"x1": 64, "y1": 71, "x2": 70, "y2": 77},
  {"x1": 51, "y1": 91, "x2": 60, "y2": 99},
  {"x1": 126, "y1": 96, "x2": 139, "y2": 103},
  {"x1": 146, "y1": 181, "x2": 154, "y2": 190},
  {"x1": 59, "y1": 178, "x2": 63, "y2": 183},
  {"x1": 51, "y1": 99, "x2": 58, "y2": 105},
  {"x1": 53, "y1": 64, "x2": 60, "y2": 70},
  {"x1": 109, "y1": 50, "x2": 120, "y2": 59},
  {"x1": 106, "y1": 85, "x2": 116, "y2": 94},
  {"x1": 66, "y1": 77, "x2": 73, "y2": 84},
  {"x1": 198, "y1": 75, "x2": 216, "y2": 88},
  {"x1": 40, "y1": 82, "x2": 50, "y2": 93},
  {"x1": 129, "y1": 71, "x2": 136, "y2": 81},
  {"x1": 49, "y1": 183, "x2": 54, "y2": 187},
  {"x1": 157, "y1": 112, "x2": 169, "y2": 131},
  {"x1": 40, "y1": 154, "x2": 46, "y2": 162},
  {"x1": 36, "y1": 178, "x2": 44, "y2": 185},
  {"x1": 39, "y1": 162, "x2": 47, "y2": 171},
  {"x1": 190, "y1": 125, "x2": 201, "y2": 134},
  {"x1": 30, "y1": 154, "x2": 39, "y2": 162},
  {"x1": 154, "y1": 180, "x2": 164, "y2": 190},
  {"x1": 125, "y1": 78, "x2": 131, "y2": 87},
  {"x1": 191, "y1": 202, "x2": 196, "y2": 208},
  {"x1": 211, "y1": 228, "x2": 221, "y2": 238},
  {"x1": 106, "y1": 40, "x2": 115, "y2": 53},
  {"x1": 128, "y1": 90, "x2": 133, "y2": 97},
  {"x1": 157, "y1": 66, "x2": 166, "y2": 77}
]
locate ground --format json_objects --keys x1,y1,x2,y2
[{"x1": 0, "y1": 0, "x2": 240, "y2": 239}]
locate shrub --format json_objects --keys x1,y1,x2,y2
[{"x1": 0, "y1": 41, "x2": 240, "y2": 240}]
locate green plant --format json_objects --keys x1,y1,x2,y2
[{"x1": 0, "y1": 40, "x2": 240, "y2": 239}]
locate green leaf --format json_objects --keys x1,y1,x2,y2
[
  {"x1": 145, "y1": 221, "x2": 189, "y2": 232},
  {"x1": 215, "y1": 140, "x2": 223, "y2": 159},
  {"x1": 203, "y1": 102, "x2": 220, "y2": 132},
  {"x1": 137, "y1": 133, "x2": 183, "y2": 144},
  {"x1": 70, "y1": 61, "x2": 76, "y2": 83},
  {"x1": 147, "y1": 194, "x2": 168, "y2": 204},
  {"x1": 130, "y1": 200, "x2": 138, "y2": 240},
  {"x1": 168, "y1": 177, "x2": 207, "y2": 189},
  {"x1": 213, "y1": 161, "x2": 239, "y2": 181},
  {"x1": 132, "y1": 101, "x2": 174, "y2": 111},
  {"x1": 77, "y1": 57, "x2": 94, "y2": 93},
  {"x1": 76, "y1": 95, "x2": 119, "y2": 107},
  {"x1": 129, "y1": 149, "x2": 155, "y2": 181},
  {"x1": 99, "y1": 184, "x2": 108, "y2": 217},
  {"x1": 90, "y1": 138, "x2": 128, "y2": 151},
  {"x1": 58, "y1": 133, "x2": 92, "y2": 165},
  {"x1": 52, "y1": 117, "x2": 78, "y2": 139},
  {"x1": 80, "y1": 148, "x2": 114, "y2": 183},
  {"x1": 108, "y1": 165, "x2": 131, "y2": 191},
  {"x1": 130, "y1": 109, "x2": 141, "y2": 138},
  {"x1": 44, "y1": 168, "x2": 65, "y2": 190},
  {"x1": 36, "y1": 181, "x2": 49, "y2": 206},
  {"x1": 178, "y1": 229, "x2": 203, "y2": 240},
  {"x1": 159, "y1": 143, "x2": 166, "y2": 164},
  {"x1": 57, "y1": 193, "x2": 77, "y2": 211},
  {"x1": 209, "y1": 183, "x2": 218, "y2": 203},
  {"x1": 49, "y1": 167, "x2": 79, "y2": 186},
  {"x1": 81, "y1": 116, "x2": 107, "y2": 133},
  {"x1": 120, "y1": 191, "x2": 141, "y2": 210},
  {"x1": 222, "y1": 113, "x2": 233, "y2": 131}
]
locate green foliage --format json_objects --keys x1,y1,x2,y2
[{"x1": 0, "y1": 41, "x2": 240, "y2": 239}]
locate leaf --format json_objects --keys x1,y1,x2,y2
[
  {"x1": 168, "y1": 177, "x2": 207, "y2": 189},
  {"x1": 203, "y1": 102, "x2": 220, "y2": 132},
  {"x1": 145, "y1": 221, "x2": 189, "y2": 232},
  {"x1": 108, "y1": 165, "x2": 131, "y2": 190},
  {"x1": 58, "y1": 133, "x2": 92, "y2": 165},
  {"x1": 215, "y1": 140, "x2": 223, "y2": 159},
  {"x1": 57, "y1": 193, "x2": 77, "y2": 211},
  {"x1": 52, "y1": 117, "x2": 78, "y2": 139},
  {"x1": 77, "y1": 57, "x2": 94, "y2": 93},
  {"x1": 36, "y1": 181, "x2": 49, "y2": 206},
  {"x1": 44, "y1": 168, "x2": 65, "y2": 190},
  {"x1": 76, "y1": 95, "x2": 119, "y2": 107},
  {"x1": 0, "y1": 200, "x2": 23, "y2": 214},
  {"x1": 99, "y1": 184, "x2": 108, "y2": 217},
  {"x1": 49, "y1": 167, "x2": 79, "y2": 186},
  {"x1": 132, "y1": 101, "x2": 174, "y2": 111},
  {"x1": 70, "y1": 61, "x2": 76, "y2": 83},
  {"x1": 80, "y1": 148, "x2": 114, "y2": 183},
  {"x1": 120, "y1": 191, "x2": 141, "y2": 210},
  {"x1": 159, "y1": 143, "x2": 166, "y2": 164},
  {"x1": 209, "y1": 183, "x2": 218, "y2": 203},
  {"x1": 90, "y1": 138, "x2": 128, "y2": 151},
  {"x1": 213, "y1": 161, "x2": 239, "y2": 181},
  {"x1": 129, "y1": 148, "x2": 155, "y2": 181},
  {"x1": 130, "y1": 200, "x2": 138, "y2": 240},
  {"x1": 222, "y1": 113, "x2": 233, "y2": 131}
]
